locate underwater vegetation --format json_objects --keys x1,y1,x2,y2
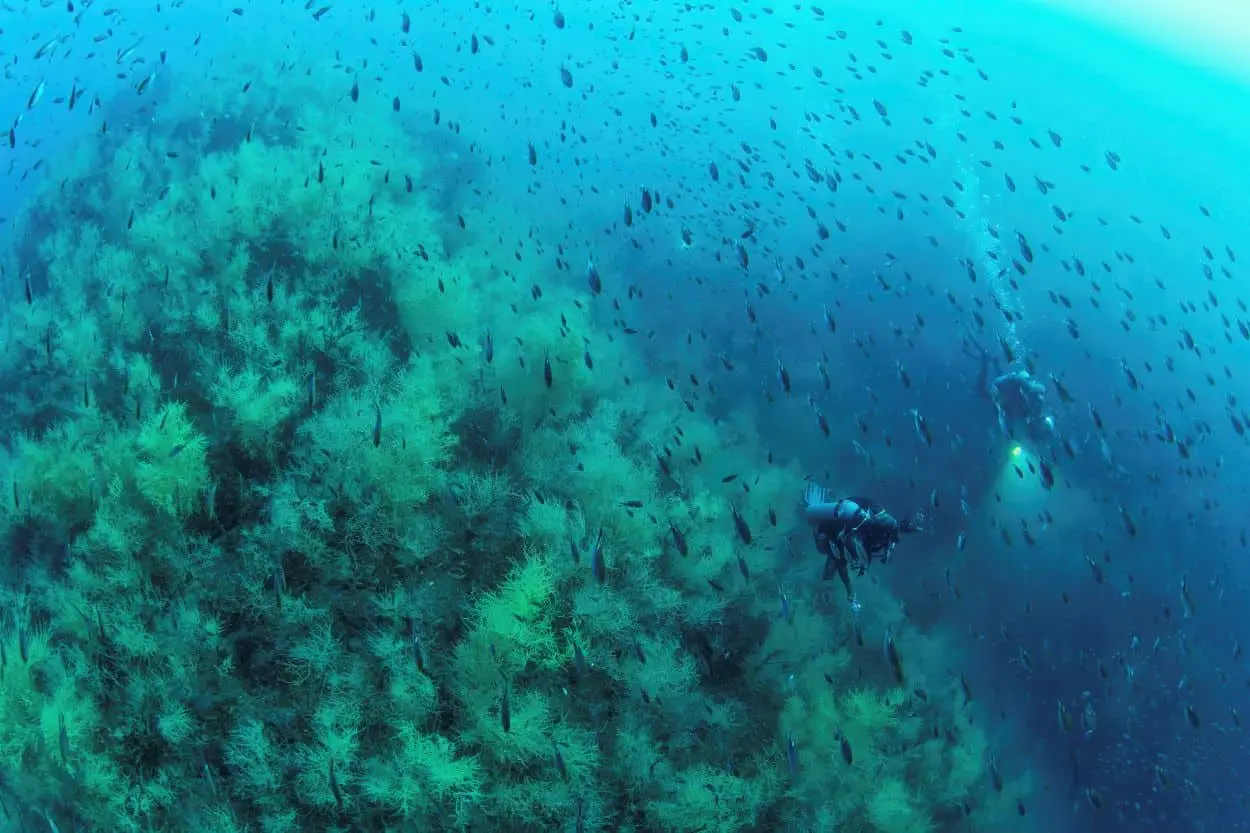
[{"x1": 0, "y1": 48, "x2": 1032, "y2": 833}]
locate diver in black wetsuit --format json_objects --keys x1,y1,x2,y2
[
  {"x1": 963, "y1": 331, "x2": 1058, "y2": 452},
  {"x1": 802, "y1": 485, "x2": 924, "y2": 604},
  {"x1": 990, "y1": 367, "x2": 1056, "y2": 450}
]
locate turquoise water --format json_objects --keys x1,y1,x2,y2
[{"x1": 0, "y1": 1, "x2": 1245, "y2": 830}]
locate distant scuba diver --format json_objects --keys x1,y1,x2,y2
[
  {"x1": 990, "y1": 367, "x2": 1057, "y2": 451},
  {"x1": 802, "y1": 485, "x2": 924, "y2": 604},
  {"x1": 962, "y1": 330, "x2": 1057, "y2": 451}
]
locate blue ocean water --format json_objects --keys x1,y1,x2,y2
[{"x1": 0, "y1": 1, "x2": 1246, "y2": 831}]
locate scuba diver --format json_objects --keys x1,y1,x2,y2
[
  {"x1": 802, "y1": 485, "x2": 924, "y2": 605},
  {"x1": 963, "y1": 330, "x2": 1057, "y2": 451},
  {"x1": 990, "y1": 367, "x2": 1057, "y2": 451}
]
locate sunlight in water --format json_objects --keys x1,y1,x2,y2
[{"x1": 1043, "y1": 0, "x2": 1250, "y2": 83}]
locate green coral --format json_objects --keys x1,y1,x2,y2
[
  {"x1": 0, "y1": 46, "x2": 1012, "y2": 833},
  {"x1": 870, "y1": 778, "x2": 937, "y2": 833},
  {"x1": 134, "y1": 402, "x2": 210, "y2": 518}
]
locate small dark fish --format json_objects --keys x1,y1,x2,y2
[
  {"x1": 586, "y1": 260, "x2": 602, "y2": 295},
  {"x1": 58, "y1": 713, "x2": 70, "y2": 763},
  {"x1": 329, "y1": 758, "x2": 344, "y2": 811},
  {"x1": 1057, "y1": 699, "x2": 1073, "y2": 733},
  {"x1": 168, "y1": 443, "x2": 186, "y2": 459},
  {"x1": 669, "y1": 523, "x2": 688, "y2": 557},
  {"x1": 786, "y1": 730, "x2": 799, "y2": 776},
  {"x1": 1121, "y1": 359, "x2": 1140, "y2": 391},
  {"x1": 572, "y1": 640, "x2": 586, "y2": 677},
  {"x1": 883, "y1": 627, "x2": 904, "y2": 684},
  {"x1": 735, "y1": 551, "x2": 750, "y2": 581},
  {"x1": 500, "y1": 680, "x2": 512, "y2": 732},
  {"x1": 483, "y1": 330, "x2": 494, "y2": 364},
  {"x1": 837, "y1": 730, "x2": 853, "y2": 765},
  {"x1": 590, "y1": 530, "x2": 606, "y2": 584},
  {"x1": 911, "y1": 409, "x2": 933, "y2": 446},
  {"x1": 730, "y1": 506, "x2": 752, "y2": 545},
  {"x1": 410, "y1": 632, "x2": 426, "y2": 675},
  {"x1": 373, "y1": 403, "x2": 382, "y2": 447},
  {"x1": 1038, "y1": 459, "x2": 1054, "y2": 489},
  {"x1": 273, "y1": 563, "x2": 286, "y2": 608},
  {"x1": 543, "y1": 353, "x2": 553, "y2": 388},
  {"x1": 552, "y1": 739, "x2": 568, "y2": 780},
  {"x1": 815, "y1": 409, "x2": 830, "y2": 436}
]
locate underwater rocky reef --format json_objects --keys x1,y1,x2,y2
[{"x1": 0, "y1": 63, "x2": 1028, "y2": 833}]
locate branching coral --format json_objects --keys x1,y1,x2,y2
[
  {"x1": 209, "y1": 361, "x2": 302, "y2": 457},
  {"x1": 359, "y1": 727, "x2": 483, "y2": 823},
  {"x1": 295, "y1": 353, "x2": 459, "y2": 536},
  {"x1": 0, "y1": 54, "x2": 1010, "y2": 833},
  {"x1": 457, "y1": 550, "x2": 563, "y2": 680},
  {"x1": 134, "y1": 402, "x2": 210, "y2": 518}
]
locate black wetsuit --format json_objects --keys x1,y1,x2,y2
[{"x1": 813, "y1": 497, "x2": 913, "y2": 600}]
